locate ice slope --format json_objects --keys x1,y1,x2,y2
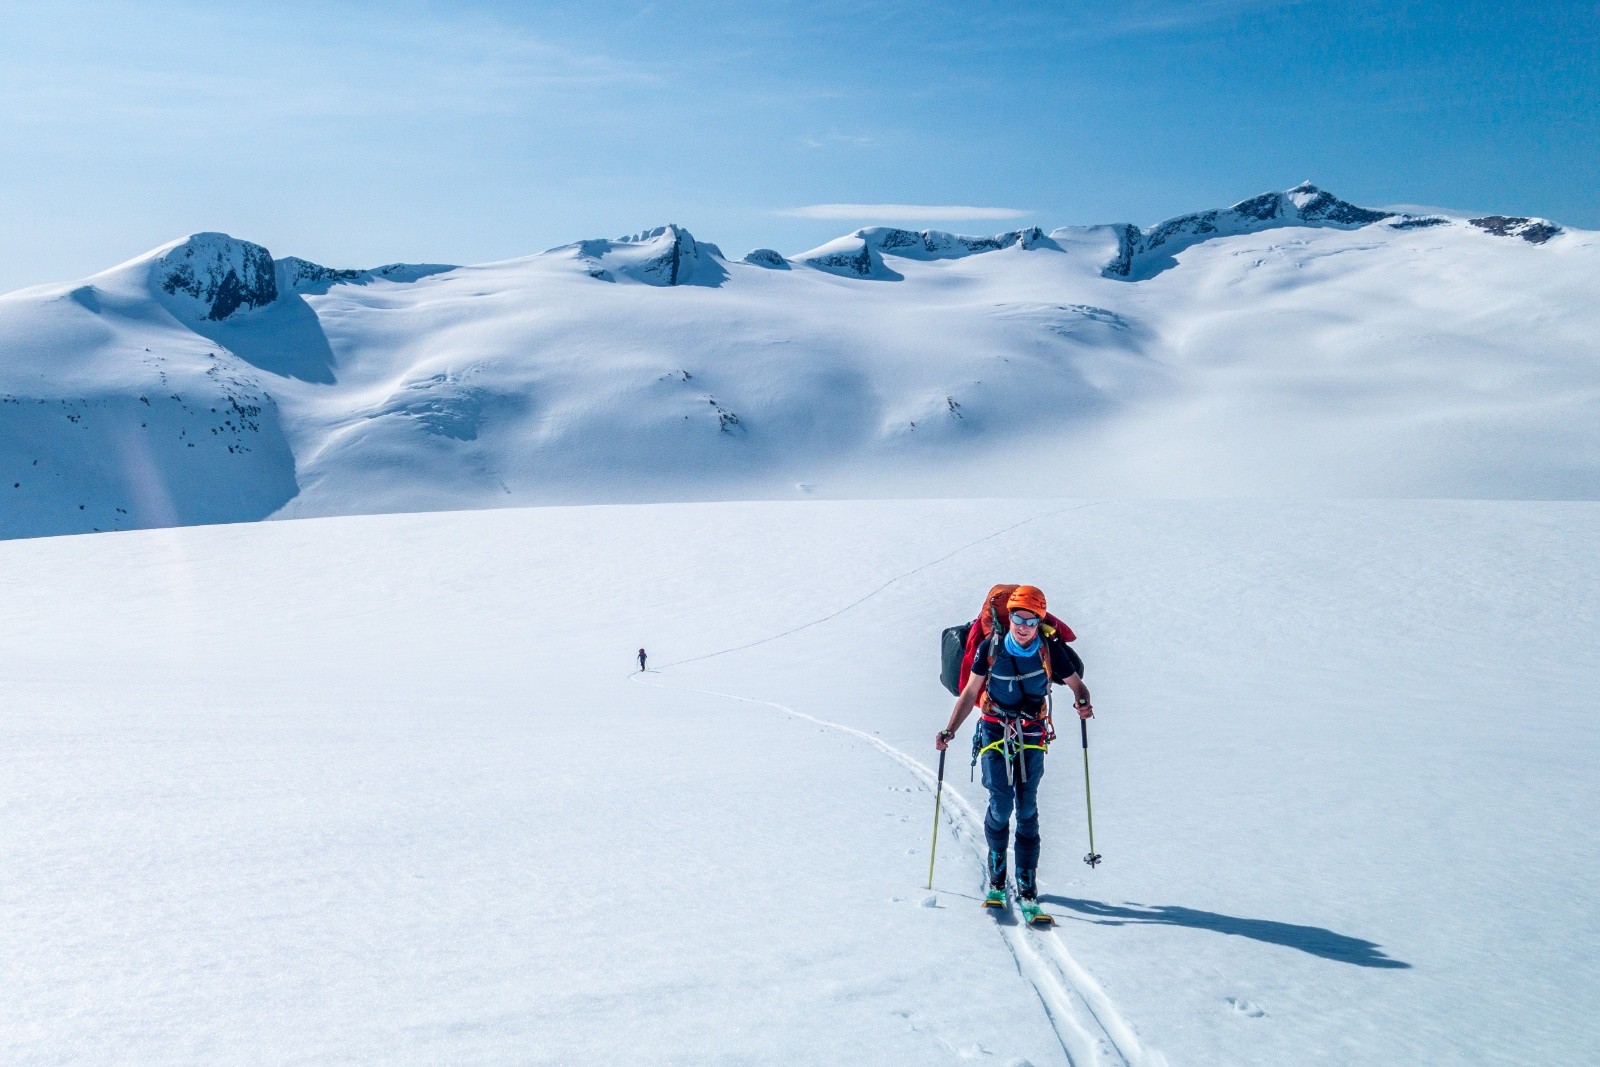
[
  {"x1": 2, "y1": 185, "x2": 1598, "y2": 541},
  {"x1": 2, "y1": 498, "x2": 1596, "y2": 1064}
]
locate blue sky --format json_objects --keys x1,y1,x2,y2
[{"x1": 1, "y1": 0, "x2": 1596, "y2": 292}]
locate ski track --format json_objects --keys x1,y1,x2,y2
[
  {"x1": 650, "y1": 502, "x2": 1106, "y2": 672},
  {"x1": 631, "y1": 500, "x2": 1165, "y2": 1066},
  {"x1": 644, "y1": 678, "x2": 1163, "y2": 1067}
]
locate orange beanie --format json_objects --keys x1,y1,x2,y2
[{"x1": 1006, "y1": 585, "x2": 1047, "y2": 618}]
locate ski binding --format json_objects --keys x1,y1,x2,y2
[{"x1": 1019, "y1": 900, "x2": 1055, "y2": 926}]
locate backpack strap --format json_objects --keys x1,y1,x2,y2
[
  {"x1": 1038, "y1": 636, "x2": 1056, "y2": 743},
  {"x1": 979, "y1": 602, "x2": 1005, "y2": 714}
]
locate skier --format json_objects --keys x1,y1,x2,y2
[
  {"x1": 936, "y1": 585, "x2": 1091, "y2": 914},
  {"x1": 637, "y1": 648, "x2": 647, "y2": 672}
]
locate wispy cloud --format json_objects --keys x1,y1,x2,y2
[
  {"x1": 0, "y1": 6, "x2": 658, "y2": 128},
  {"x1": 778, "y1": 204, "x2": 1031, "y2": 221},
  {"x1": 1084, "y1": 0, "x2": 1313, "y2": 38},
  {"x1": 799, "y1": 134, "x2": 877, "y2": 149}
]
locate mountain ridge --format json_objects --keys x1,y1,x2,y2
[
  {"x1": 13, "y1": 182, "x2": 1569, "y2": 312},
  {"x1": 1, "y1": 182, "x2": 1594, "y2": 539}
]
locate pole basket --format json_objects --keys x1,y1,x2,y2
[{"x1": 1083, "y1": 851, "x2": 1103, "y2": 868}]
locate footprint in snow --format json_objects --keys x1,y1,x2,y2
[{"x1": 1227, "y1": 997, "x2": 1266, "y2": 1018}]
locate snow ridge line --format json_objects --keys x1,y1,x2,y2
[
  {"x1": 637, "y1": 676, "x2": 1163, "y2": 1067},
  {"x1": 649, "y1": 501, "x2": 1107, "y2": 672}
]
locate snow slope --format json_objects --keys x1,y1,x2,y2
[
  {"x1": 3, "y1": 498, "x2": 1596, "y2": 1064},
  {"x1": 3, "y1": 185, "x2": 1598, "y2": 540}
]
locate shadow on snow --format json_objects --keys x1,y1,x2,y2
[{"x1": 1038, "y1": 897, "x2": 1411, "y2": 969}]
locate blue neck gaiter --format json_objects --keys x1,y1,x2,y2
[{"x1": 1004, "y1": 631, "x2": 1039, "y2": 659}]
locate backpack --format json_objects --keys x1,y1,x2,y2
[
  {"x1": 938, "y1": 586, "x2": 1083, "y2": 697},
  {"x1": 939, "y1": 622, "x2": 972, "y2": 696}
]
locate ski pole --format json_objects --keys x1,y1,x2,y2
[
  {"x1": 927, "y1": 746, "x2": 947, "y2": 890},
  {"x1": 1081, "y1": 717, "x2": 1103, "y2": 868}
]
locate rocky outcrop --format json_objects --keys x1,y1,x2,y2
[
  {"x1": 275, "y1": 257, "x2": 367, "y2": 290},
  {"x1": 1104, "y1": 183, "x2": 1398, "y2": 279},
  {"x1": 157, "y1": 234, "x2": 278, "y2": 320},
  {"x1": 1289, "y1": 182, "x2": 1393, "y2": 225},
  {"x1": 1103, "y1": 224, "x2": 1141, "y2": 279},
  {"x1": 564, "y1": 225, "x2": 728, "y2": 287},
  {"x1": 743, "y1": 248, "x2": 790, "y2": 269},
  {"x1": 1469, "y1": 216, "x2": 1562, "y2": 244},
  {"x1": 797, "y1": 225, "x2": 1046, "y2": 280},
  {"x1": 1389, "y1": 216, "x2": 1451, "y2": 230},
  {"x1": 860, "y1": 225, "x2": 1047, "y2": 259},
  {"x1": 805, "y1": 241, "x2": 883, "y2": 278},
  {"x1": 274, "y1": 257, "x2": 454, "y2": 291}
]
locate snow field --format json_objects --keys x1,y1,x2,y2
[
  {"x1": 4, "y1": 189, "x2": 1598, "y2": 541},
  {"x1": 2, "y1": 498, "x2": 1597, "y2": 1064}
]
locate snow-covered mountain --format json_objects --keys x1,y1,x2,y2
[{"x1": 2, "y1": 183, "x2": 1596, "y2": 539}]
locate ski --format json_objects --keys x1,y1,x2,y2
[
  {"x1": 982, "y1": 887, "x2": 1008, "y2": 909},
  {"x1": 1019, "y1": 900, "x2": 1054, "y2": 926}
]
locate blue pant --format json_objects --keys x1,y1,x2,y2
[{"x1": 977, "y1": 720, "x2": 1045, "y2": 870}]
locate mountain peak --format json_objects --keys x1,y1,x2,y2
[
  {"x1": 1104, "y1": 183, "x2": 1397, "y2": 279},
  {"x1": 796, "y1": 224, "x2": 1049, "y2": 280},
  {"x1": 155, "y1": 232, "x2": 278, "y2": 320},
  {"x1": 558, "y1": 224, "x2": 728, "y2": 286}
]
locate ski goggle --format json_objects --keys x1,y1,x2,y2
[{"x1": 1010, "y1": 614, "x2": 1041, "y2": 628}]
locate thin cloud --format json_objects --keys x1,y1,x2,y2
[
  {"x1": 1091, "y1": 0, "x2": 1311, "y2": 37},
  {"x1": 799, "y1": 134, "x2": 877, "y2": 149},
  {"x1": 780, "y1": 204, "x2": 1031, "y2": 221},
  {"x1": 0, "y1": 9, "x2": 658, "y2": 127}
]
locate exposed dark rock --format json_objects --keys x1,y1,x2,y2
[
  {"x1": 1295, "y1": 187, "x2": 1393, "y2": 225},
  {"x1": 876, "y1": 228, "x2": 924, "y2": 252},
  {"x1": 866, "y1": 226, "x2": 1047, "y2": 258},
  {"x1": 1231, "y1": 192, "x2": 1286, "y2": 222},
  {"x1": 659, "y1": 226, "x2": 691, "y2": 286},
  {"x1": 624, "y1": 225, "x2": 725, "y2": 285},
  {"x1": 571, "y1": 225, "x2": 727, "y2": 286},
  {"x1": 1389, "y1": 216, "x2": 1451, "y2": 230},
  {"x1": 1103, "y1": 184, "x2": 1396, "y2": 280},
  {"x1": 743, "y1": 248, "x2": 790, "y2": 269},
  {"x1": 1469, "y1": 216, "x2": 1562, "y2": 244},
  {"x1": 158, "y1": 234, "x2": 278, "y2": 320},
  {"x1": 810, "y1": 243, "x2": 878, "y2": 276},
  {"x1": 1146, "y1": 211, "x2": 1217, "y2": 251},
  {"x1": 1103, "y1": 224, "x2": 1141, "y2": 278},
  {"x1": 276, "y1": 257, "x2": 365, "y2": 288}
]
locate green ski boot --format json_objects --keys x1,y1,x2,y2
[
  {"x1": 982, "y1": 849, "x2": 1008, "y2": 910},
  {"x1": 1016, "y1": 868, "x2": 1054, "y2": 926}
]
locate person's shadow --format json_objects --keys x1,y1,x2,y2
[{"x1": 1040, "y1": 897, "x2": 1410, "y2": 969}]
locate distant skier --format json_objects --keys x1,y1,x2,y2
[
  {"x1": 637, "y1": 648, "x2": 648, "y2": 672},
  {"x1": 936, "y1": 585, "x2": 1091, "y2": 913}
]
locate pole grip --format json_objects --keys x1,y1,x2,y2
[{"x1": 1080, "y1": 716, "x2": 1089, "y2": 749}]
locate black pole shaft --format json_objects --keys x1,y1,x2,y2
[{"x1": 1080, "y1": 715, "x2": 1101, "y2": 866}]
